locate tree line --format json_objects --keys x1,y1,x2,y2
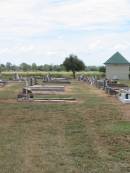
[
  {"x1": 0, "y1": 55, "x2": 106, "y2": 73},
  {"x1": 0, "y1": 62, "x2": 105, "y2": 72},
  {"x1": 0, "y1": 62, "x2": 66, "y2": 72}
]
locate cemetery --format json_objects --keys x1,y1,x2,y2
[
  {"x1": 1, "y1": 53, "x2": 130, "y2": 172},
  {"x1": 78, "y1": 52, "x2": 130, "y2": 104},
  {"x1": 80, "y1": 76, "x2": 130, "y2": 103},
  {"x1": 1, "y1": 77, "x2": 130, "y2": 172},
  {"x1": 1, "y1": 69, "x2": 130, "y2": 172},
  {"x1": 16, "y1": 76, "x2": 76, "y2": 102},
  {"x1": 1, "y1": 61, "x2": 130, "y2": 104},
  {"x1": 1, "y1": 0, "x2": 130, "y2": 170}
]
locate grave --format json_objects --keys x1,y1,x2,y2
[
  {"x1": 43, "y1": 77, "x2": 71, "y2": 84},
  {"x1": 105, "y1": 83, "x2": 128, "y2": 95},
  {"x1": 118, "y1": 89, "x2": 130, "y2": 103},
  {"x1": 27, "y1": 85, "x2": 65, "y2": 94},
  {"x1": 0, "y1": 80, "x2": 7, "y2": 87},
  {"x1": 17, "y1": 86, "x2": 76, "y2": 103},
  {"x1": 17, "y1": 78, "x2": 75, "y2": 102},
  {"x1": 95, "y1": 80, "x2": 104, "y2": 89}
]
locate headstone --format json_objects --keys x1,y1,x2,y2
[
  {"x1": 34, "y1": 77, "x2": 37, "y2": 85},
  {"x1": 30, "y1": 78, "x2": 33, "y2": 86}
]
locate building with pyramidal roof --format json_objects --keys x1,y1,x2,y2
[{"x1": 104, "y1": 52, "x2": 130, "y2": 80}]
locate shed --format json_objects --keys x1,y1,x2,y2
[{"x1": 104, "y1": 52, "x2": 130, "y2": 80}]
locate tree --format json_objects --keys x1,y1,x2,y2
[
  {"x1": 37, "y1": 65, "x2": 45, "y2": 71},
  {"x1": 63, "y1": 54, "x2": 85, "y2": 78},
  {"x1": 6, "y1": 62, "x2": 12, "y2": 71},
  {"x1": 99, "y1": 66, "x2": 106, "y2": 73},
  {"x1": 0, "y1": 64, "x2": 5, "y2": 72},
  {"x1": 31, "y1": 63, "x2": 37, "y2": 71},
  {"x1": 11, "y1": 65, "x2": 18, "y2": 71},
  {"x1": 52, "y1": 64, "x2": 65, "y2": 71},
  {"x1": 20, "y1": 63, "x2": 31, "y2": 71},
  {"x1": 87, "y1": 66, "x2": 98, "y2": 71},
  {"x1": 43, "y1": 64, "x2": 53, "y2": 71}
]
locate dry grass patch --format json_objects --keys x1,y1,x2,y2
[{"x1": 0, "y1": 81, "x2": 130, "y2": 172}]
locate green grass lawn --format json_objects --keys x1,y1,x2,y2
[
  {"x1": 0, "y1": 81, "x2": 130, "y2": 172},
  {"x1": 119, "y1": 80, "x2": 130, "y2": 87}
]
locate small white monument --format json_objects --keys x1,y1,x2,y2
[{"x1": 118, "y1": 89, "x2": 130, "y2": 103}]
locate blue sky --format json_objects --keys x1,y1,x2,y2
[{"x1": 0, "y1": 0, "x2": 130, "y2": 65}]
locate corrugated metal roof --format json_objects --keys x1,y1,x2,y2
[{"x1": 104, "y1": 52, "x2": 130, "y2": 65}]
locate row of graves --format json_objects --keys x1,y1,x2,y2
[
  {"x1": 43, "y1": 74, "x2": 71, "y2": 84},
  {"x1": 0, "y1": 79, "x2": 7, "y2": 87},
  {"x1": 0, "y1": 73, "x2": 71, "y2": 86},
  {"x1": 17, "y1": 76, "x2": 76, "y2": 103},
  {"x1": 79, "y1": 76, "x2": 130, "y2": 104},
  {"x1": 0, "y1": 73, "x2": 24, "y2": 87}
]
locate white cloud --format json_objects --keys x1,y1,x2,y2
[
  {"x1": 0, "y1": 0, "x2": 129, "y2": 36},
  {"x1": 0, "y1": 0, "x2": 130, "y2": 65},
  {"x1": 42, "y1": 0, "x2": 130, "y2": 28}
]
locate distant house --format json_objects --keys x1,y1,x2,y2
[{"x1": 104, "y1": 52, "x2": 130, "y2": 80}]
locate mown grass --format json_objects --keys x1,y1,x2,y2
[
  {"x1": 119, "y1": 80, "x2": 130, "y2": 87},
  {"x1": 0, "y1": 81, "x2": 130, "y2": 172},
  {"x1": 0, "y1": 83, "x2": 24, "y2": 99},
  {"x1": 106, "y1": 122, "x2": 130, "y2": 134}
]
